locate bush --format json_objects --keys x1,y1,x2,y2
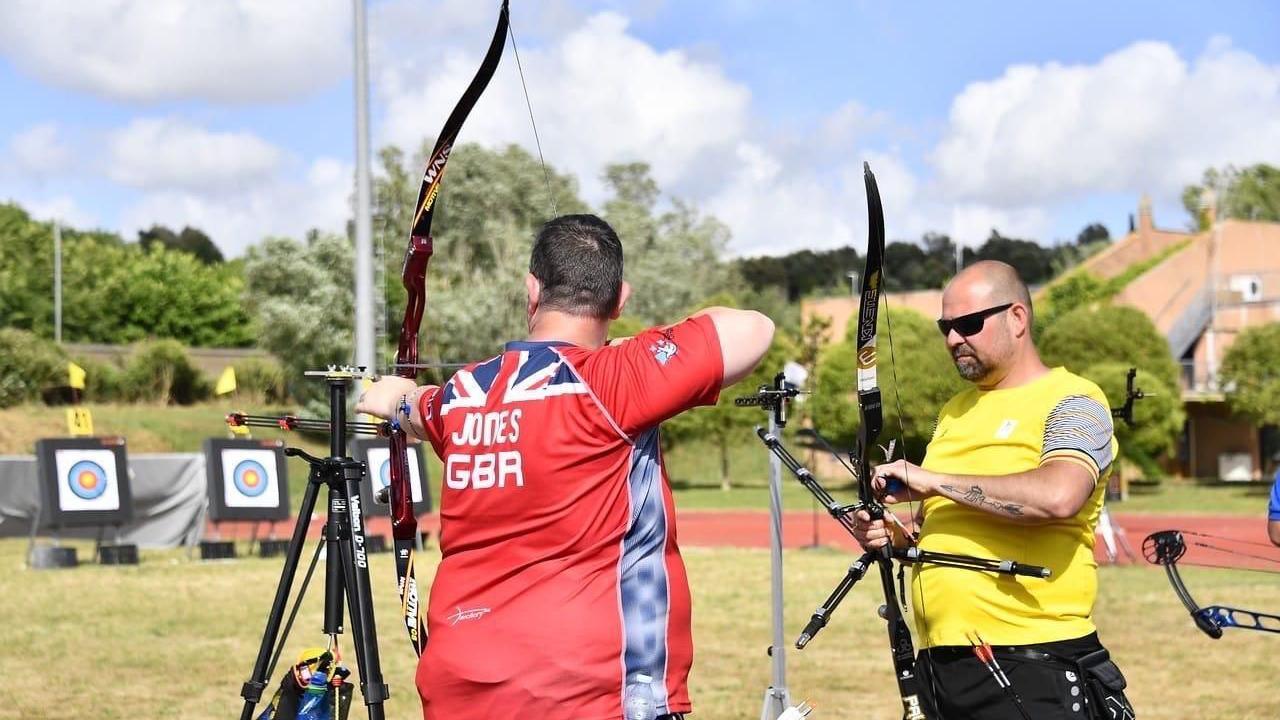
[
  {"x1": 1039, "y1": 305, "x2": 1179, "y2": 392},
  {"x1": 73, "y1": 355, "x2": 127, "y2": 402},
  {"x1": 121, "y1": 340, "x2": 210, "y2": 404},
  {"x1": 233, "y1": 357, "x2": 289, "y2": 404},
  {"x1": 0, "y1": 328, "x2": 67, "y2": 407}
]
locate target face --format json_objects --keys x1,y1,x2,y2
[
  {"x1": 221, "y1": 448, "x2": 281, "y2": 508},
  {"x1": 366, "y1": 446, "x2": 423, "y2": 504},
  {"x1": 53, "y1": 448, "x2": 121, "y2": 512},
  {"x1": 67, "y1": 460, "x2": 108, "y2": 499},
  {"x1": 232, "y1": 459, "x2": 270, "y2": 497}
]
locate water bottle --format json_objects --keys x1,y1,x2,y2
[
  {"x1": 296, "y1": 667, "x2": 332, "y2": 720},
  {"x1": 623, "y1": 673, "x2": 657, "y2": 720}
]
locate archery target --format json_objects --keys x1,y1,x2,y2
[
  {"x1": 54, "y1": 449, "x2": 120, "y2": 512},
  {"x1": 221, "y1": 448, "x2": 281, "y2": 508},
  {"x1": 366, "y1": 446, "x2": 424, "y2": 504}
]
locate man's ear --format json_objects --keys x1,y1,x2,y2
[
  {"x1": 525, "y1": 273, "x2": 541, "y2": 316},
  {"x1": 1010, "y1": 302, "x2": 1031, "y2": 338},
  {"x1": 611, "y1": 281, "x2": 632, "y2": 320}
]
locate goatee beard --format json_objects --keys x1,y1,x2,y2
[{"x1": 953, "y1": 354, "x2": 987, "y2": 381}]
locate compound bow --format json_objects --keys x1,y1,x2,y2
[
  {"x1": 386, "y1": 0, "x2": 511, "y2": 655},
  {"x1": 1143, "y1": 529, "x2": 1280, "y2": 638}
]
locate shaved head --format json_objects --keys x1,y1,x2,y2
[{"x1": 946, "y1": 260, "x2": 1033, "y2": 323}]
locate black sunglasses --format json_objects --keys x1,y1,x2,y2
[{"x1": 936, "y1": 303, "x2": 1013, "y2": 337}]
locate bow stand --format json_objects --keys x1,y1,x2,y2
[{"x1": 734, "y1": 372, "x2": 802, "y2": 719}]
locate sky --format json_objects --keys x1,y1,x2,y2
[{"x1": 1, "y1": 0, "x2": 1277, "y2": 259}]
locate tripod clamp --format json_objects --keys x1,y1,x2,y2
[{"x1": 734, "y1": 372, "x2": 804, "y2": 429}]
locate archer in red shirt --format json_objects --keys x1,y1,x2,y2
[{"x1": 359, "y1": 214, "x2": 774, "y2": 719}]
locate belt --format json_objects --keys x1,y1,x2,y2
[{"x1": 926, "y1": 644, "x2": 1067, "y2": 665}]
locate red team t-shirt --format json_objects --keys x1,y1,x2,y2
[{"x1": 413, "y1": 316, "x2": 723, "y2": 719}]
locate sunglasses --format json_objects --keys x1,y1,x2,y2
[{"x1": 936, "y1": 303, "x2": 1013, "y2": 337}]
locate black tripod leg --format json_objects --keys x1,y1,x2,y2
[
  {"x1": 796, "y1": 552, "x2": 875, "y2": 648},
  {"x1": 324, "y1": 488, "x2": 346, "y2": 635},
  {"x1": 239, "y1": 467, "x2": 324, "y2": 720},
  {"x1": 336, "y1": 462, "x2": 390, "y2": 717}
]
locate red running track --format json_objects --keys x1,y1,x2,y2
[{"x1": 210, "y1": 511, "x2": 1276, "y2": 570}]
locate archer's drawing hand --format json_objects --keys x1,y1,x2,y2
[
  {"x1": 871, "y1": 459, "x2": 940, "y2": 504},
  {"x1": 355, "y1": 376, "x2": 420, "y2": 421},
  {"x1": 851, "y1": 509, "x2": 892, "y2": 551}
]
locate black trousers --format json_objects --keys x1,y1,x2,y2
[{"x1": 916, "y1": 632, "x2": 1135, "y2": 720}]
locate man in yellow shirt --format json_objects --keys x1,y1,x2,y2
[{"x1": 855, "y1": 261, "x2": 1135, "y2": 719}]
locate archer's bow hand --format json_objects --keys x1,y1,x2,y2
[
  {"x1": 851, "y1": 509, "x2": 894, "y2": 551},
  {"x1": 355, "y1": 376, "x2": 420, "y2": 422},
  {"x1": 872, "y1": 459, "x2": 940, "y2": 504}
]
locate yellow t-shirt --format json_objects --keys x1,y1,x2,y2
[{"x1": 910, "y1": 366, "x2": 1118, "y2": 647}]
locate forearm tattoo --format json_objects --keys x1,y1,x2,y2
[{"x1": 939, "y1": 484, "x2": 1025, "y2": 517}]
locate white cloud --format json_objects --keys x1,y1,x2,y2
[
  {"x1": 0, "y1": 0, "x2": 348, "y2": 102},
  {"x1": 933, "y1": 39, "x2": 1280, "y2": 206},
  {"x1": 376, "y1": 10, "x2": 751, "y2": 203},
  {"x1": 106, "y1": 118, "x2": 285, "y2": 193},
  {"x1": 119, "y1": 157, "x2": 352, "y2": 257},
  {"x1": 8, "y1": 123, "x2": 73, "y2": 177}
]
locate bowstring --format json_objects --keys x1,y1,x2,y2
[
  {"x1": 1181, "y1": 530, "x2": 1280, "y2": 552},
  {"x1": 506, "y1": 17, "x2": 558, "y2": 219},
  {"x1": 874, "y1": 232, "x2": 943, "y2": 715}
]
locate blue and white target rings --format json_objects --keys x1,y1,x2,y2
[
  {"x1": 232, "y1": 459, "x2": 270, "y2": 497},
  {"x1": 67, "y1": 460, "x2": 108, "y2": 500}
]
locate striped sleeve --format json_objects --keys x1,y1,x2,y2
[{"x1": 1040, "y1": 395, "x2": 1115, "y2": 484}]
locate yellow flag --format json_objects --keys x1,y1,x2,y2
[
  {"x1": 215, "y1": 366, "x2": 237, "y2": 395},
  {"x1": 68, "y1": 361, "x2": 86, "y2": 390}
]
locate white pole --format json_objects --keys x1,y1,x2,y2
[
  {"x1": 352, "y1": 0, "x2": 376, "y2": 373},
  {"x1": 53, "y1": 222, "x2": 62, "y2": 344},
  {"x1": 760, "y1": 409, "x2": 793, "y2": 720}
]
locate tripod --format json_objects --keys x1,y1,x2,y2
[
  {"x1": 734, "y1": 373, "x2": 800, "y2": 720},
  {"x1": 238, "y1": 368, "x2": 391, "y2": 720}
]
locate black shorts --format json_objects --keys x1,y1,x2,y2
[{"x1": 916, "y1": 632, "x2": 1135, "y2": 720}]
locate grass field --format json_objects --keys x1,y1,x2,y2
[
  {"x1": 3, "y1": 402, "x2": 1276, "y2": 718},
  {"x1": 2, "y1": 538, "x2": 1277, "y2": 719}
]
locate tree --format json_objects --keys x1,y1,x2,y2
[
  {"x1": 1038, "y1": 305, "x2": 1179, "y2": 393},
  {"x1": 602, "y1": 163, "x2": 736, "y2": 326},
  {"x1": 1220, "y1": 323, "x2": 1280, "y2": 427},
  {"x1": 1182, "y1": 164, "x2": 1280, "y2": 230},
  {"x1": 735, "y1": 245, "x2": 861, "y2": 300},
  {"x1": 1075, "y1": 222, "x2": 1110, "y2": 246},
  {"x1": 0, "y1": 205, "x2": 250, "y2": 346},
  {"x1": 965, "y1": 230, "x2": 1055, "y2": 285},
  {"x1": 138, "y1": 224, "x2": 224, "y2": 264},
  {"x1": 809, "y1": 307, "x2": 967, "y2": 462},
  {"x1": 243, "y1": 233, "x2": 356, "y2": 407},
  {"x1": 884, "y1": 234, "x2": 956, "y2": 290}
]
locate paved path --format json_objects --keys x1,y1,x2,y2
[{"x1": 211, "y1": 511, "x2": 1276, "y2": 570}]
